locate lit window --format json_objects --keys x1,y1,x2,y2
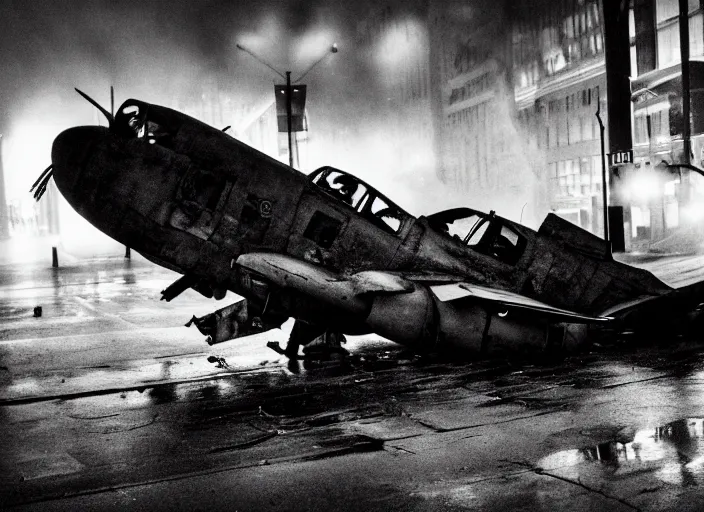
[
  {"x1": 656, "y1": 0, "x2": 699, "y2": 23},
  {"x1": 656, "y1": 0, "x2": 679, "y2": 23},
  {"x1": 691, "y1": 13, "x2": 704, "y2": 57},
  {"x1": 657, "y1": 22, "x2": 680, "y2": 67}
]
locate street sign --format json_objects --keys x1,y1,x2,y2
[
  {"x1": 608, "y1": 150, "x2": 633, "y2": 166},
  {"x1": 275, "y1": 84, "x2": 307, "y2": 132}
]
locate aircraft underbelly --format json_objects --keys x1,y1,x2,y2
[
  {"x1": 365, "y1": 289, "x2": 576, "y2": 355},
  {"x1": 435, "y1": 299, "x2": 553, "y2": 354}
]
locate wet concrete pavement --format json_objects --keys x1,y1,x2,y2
[{"x1": 4, "y1": 250, "x2": 704, "y2": 510}]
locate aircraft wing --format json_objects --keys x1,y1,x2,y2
[
  {"x1": 430, "y1": 282, "x2": 612, "y2": 324},
  {"x1": 235, "y1": 253, "x2": 610, "y2": 325}
]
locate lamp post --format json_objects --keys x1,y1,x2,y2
[
  {"x1": 286, "y1": 71, "x2": 293, "y2": 167},
  {"x1": 679, "y1": 0, "x2": 691, "y2": 167},
  {"x1": 0, "y1": 134, "x2": 8, "y2": 239},
  {"x1": 596, "y1": 99, "x2": 609, "y2": 243},
  {"x1": 236, "y1": 43, "x2": 337, "y2": 168}
]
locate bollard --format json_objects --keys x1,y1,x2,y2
[
  {"x1": 125, "y1": 246, "x2": 131, "y2": 259},
  {"x1": 33, "y1": 306, "x2": 42, "y2": 317},
  {"x1": 52, "y1": 246, "x2": 58, "y2": 268}
]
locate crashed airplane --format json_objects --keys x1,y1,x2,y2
[{"x1": 35, "y1": 91, "x2": 704, "y2": 359}]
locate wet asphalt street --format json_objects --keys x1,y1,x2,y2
[{"x1": 4, "y1": 243, "x2": 704, "y2": 510}]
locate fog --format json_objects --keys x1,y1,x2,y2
[{"x1": 0, "y1": 0, "x2": 546, "y2": 256}]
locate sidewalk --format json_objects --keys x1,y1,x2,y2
[
  {"x1": 614, "y1": 250, "x2": 704, "y2": 288},
  {"x1": 0, "y1": 235, "x2": 150, "y2": 267}
]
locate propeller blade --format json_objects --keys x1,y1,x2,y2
[
  {"x1": 75, "y1": 88, "x2": 114, "y2": 126},
  {"x1": 35, "y1": 172, "x2": 54, "y2": 201},
  {"x1": 34, "y1": 179, "x2": 49, "y2": 201},
  {"x1": 31, "y1": 166, "x2": 54, "y2": 201},
  {"x1": 34, "y1": 184, "x2": 45, "y2": 201},
  {"x1": 30, "y1": 165, "x2": 53, "y2": 192}
]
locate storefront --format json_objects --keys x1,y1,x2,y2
[{"x1": 616, "y1": 60, "x2": 704, "y2": 250}]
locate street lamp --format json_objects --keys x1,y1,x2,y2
[
  {"x1": 236, "y1": 43, "x2": 338, "y2": 168},
  {"x1": 0, "y1": 133, "x2": 8, "y2": 239}
]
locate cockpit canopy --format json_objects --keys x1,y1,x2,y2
[
  {"x1": 308, "y1": 166, "x2": 411, "y2": 235},
  {"x1": 426, "y1": 207, "x2": 527, "y2": 265},
  {"x1": 114, "y1": 99, "x2": 179, "y2": 149}
]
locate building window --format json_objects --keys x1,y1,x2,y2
[
  {"x1": 591, "y1": 155, "x2": 603, "y2": 194},
  {"x1": 656, "y1": 0, "x2": 699, "y2": 24},
  {"x1": 658, "y1": 21, "x2": 681, "y2": 67},
  {"x1": 634, "y1": 112, "x2": 649, "y2": 144},
  {"x1": 571, "y1": 116, "x2": 583, "y2": 143},
  {"x1": 657, "y1": 0, "x2": 679, "y2": 23},
  {"x1": 558, "y1": 160, "x2": 567, "y2": 196},
  {"x1": 655, "y1": 1, "x2": 704, "y2": 67},
  {"x1": 558, "y1": 101, "x2": 569, "y2": 147},
  {"x1": 581, "y1": 116, "x2": 591, "y2": 141},
  {"x1": 691, "y1": 13, "x2": 704, "y2": 57}
]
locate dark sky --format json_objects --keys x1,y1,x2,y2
[{"x1": 0, "y1": 0, "x2": 363, "y2": 132}]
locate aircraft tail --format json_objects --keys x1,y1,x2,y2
[{"x1": 602, "y1": 279, "x2": 704, "y2": 340}]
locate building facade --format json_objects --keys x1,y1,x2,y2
[
  {"x1": 428, "y1": 0, "x2": 548, "y2": 226},
  {"x1": 425, "y1": 0, "x2": 704, "y2": 247},
  {"x1": 624, "y1": 0, "x2": 704, "y2": 249},
  {"x1": 209, "y1": 0, "x2": 704, "y2": 250},
  {"x1": 510, "y1": 0, "x2": 608, "y2": 235},
  {"x1": 423, "y1": 0, "x2": 614, "y2": 229}
]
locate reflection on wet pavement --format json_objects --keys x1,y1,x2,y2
[
  {"x1": 539, "y1": 418, "x2": 704, "y2": 487},
  {"x1": 7, "y1": 256, "x2": 704, "y2": 510}
]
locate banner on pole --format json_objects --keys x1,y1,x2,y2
[{"x1": 275, "y1": 84, "x2": 307, "y2": 132}]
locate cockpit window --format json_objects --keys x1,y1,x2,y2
[
  {"x1": 489, "y1": 225, "x2": 525, "y2": 265},
  {"x1": 313, "y1": 170, "x2": 368, "y2": 209},
  {"x1": 466, "y1": 218, "x2": 490, "y2": 246},
  {"x1": 427, "y1": 208, "x2": 527, "y2": 265},
  {"x1": 309, "y1": 166, "x2": 409, "y2": 235},
  {"x1": 368, "y1": 196, "x2": 402, "y2": 232},
  {"x1": 114, "y1": 100, "x2": 174, "y2": 148},
  {"x1": 115, "y1": 102, "x2": 147, "y2": 138},
  {"x1": 446, "y1": 213, "x2": 487, "y2": 245}
]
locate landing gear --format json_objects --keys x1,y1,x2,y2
[
  {"x1": 300, "y1": 331, "x2": 349, "y2": 360},
  {"x1": 267, "y1": 320, "x2": 349, "y2": 363}
]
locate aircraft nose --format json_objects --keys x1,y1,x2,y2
[{"x1": 51, "y1": 126, "x2": 110, "y2": 200}]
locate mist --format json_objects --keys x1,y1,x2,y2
[{"x1": 0, "y1": 0, "x2": 548, "y2": 256}]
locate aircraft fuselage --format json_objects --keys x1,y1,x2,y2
[{"x1": 49, "y1": 98, "x2": 677, "y2": 354}]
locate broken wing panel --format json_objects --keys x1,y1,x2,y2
[
  {"x1": 186, "y1": 299, "x2": 286, "y2": 345},
  {"x1": 348, "y1": 270, "x2": 414, "y2": 295},
  {"x1": 430, "y1": 283, "x2": 612, "y2": 324}
]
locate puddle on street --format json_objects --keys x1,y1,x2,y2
[{"x1": 539, "y1": 418, "x2": 704, "y2": 486}]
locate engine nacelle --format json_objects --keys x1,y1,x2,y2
[
  {"x1": 364, "y1": 285, "x2": 584, "y2": 356},
  {"x1": 364, "y1": 286, "x2": 438, "y2": 348}
]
